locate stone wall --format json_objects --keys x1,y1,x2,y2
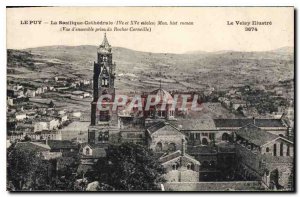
[
  {"x1": 261, "y1": 139, "x2": 294, "y2": 157},
  {"x1": 151, "y1": 135, "x2": 183, "y2": 152},
  {"x1": 163, "y1": 181, "x2": 262, "y2": 191},
  {"x1": 164, "y1": 170, "x2": 199, "y2": 183},
  {"x1": 236, "y1": 141, "x2": 294, "y2": 189}
]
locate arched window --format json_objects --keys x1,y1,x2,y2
[
  {"x1": 280, "y1": 142, "x2": 284, "y2": 156},
  {"x1": 273, "y1": 144, "x2": 277, "y2": 156},
  {"x1": 287, "y1": 145, "x2": 290, "y2": 156},
  {"x1": 156, "y1": 142, "x2": 163, "y2": 152},
  {"x1": 187, "y1": 163, "x2": 191, "y2": 170},
  {"x1": 265, "y1": 169, "x2": 270, "y2": 176},
  {"x1": 169, "y1": 110, "x2": 174, "y2": 117},
  {"x1": 104, "y1": 131, "x2": 109, "y2": 141},
  {"x1": 266, "y1": 147, "x2": 270, "y2": 153},
  {"x1": 172, "y1": 163, "x2": 179, "y2": 170},
  {"x1": 103, "y1": 56, "x2": 108, "y2": 62},
  {"x1": 189, "y1": 133, "x2": 195, "y2": 140},
  {"x1": 270, "y1": 169, "x2": 279, "y2": 188},
  {"x1": 195, "y1": 133, "x2": 200, "y2": 140},
  {"x1": 168, "y1": 143, "x2": 176, "y2": 151},
  {"x1": 86, "y1": 147, "x2": 90, "y2": 155},
  {"x1": 222, "y1": 133, "x2": 229, "y2": 141},
  {"x1": 202, "y1": 138, "x2": 208, "y2": 146},
  {"x1": 98, "y1": 132, "x2": 103, "y2": 141}
]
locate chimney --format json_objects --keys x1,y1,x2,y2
[
  {"x1": 253, "y1": 117, "x2": 256, "y2": 125},
  {"x1": 181, "y1": 138, "x2": 186, "y2": 156}
]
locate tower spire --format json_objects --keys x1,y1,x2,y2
[
  {"x1": 98, "y1": 33, "x2": 111, "y2": 53},
  {"x1": 101, "y1": 32, "x2": 110, "y2": 47}
]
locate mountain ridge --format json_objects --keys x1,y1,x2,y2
[
  {"x1": 21, "y1": 45, "x2": 294, "y2": 55},
  {"x1": 7, "y1": 45, "x2": 294, "y2": 92}
]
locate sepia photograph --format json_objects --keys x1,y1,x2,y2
[{"x1": 6, "y1": 7, "x2": 295, "y2": 192}]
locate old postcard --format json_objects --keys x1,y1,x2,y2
[{"x1": 6, "y1": 7, "x2": 294, "y2": 192}]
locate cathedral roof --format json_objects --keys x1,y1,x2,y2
[
  {"x1": 159, "y1": 150, "x2": 200, "y2": 165},
  {"x1": 147, "y1": 121, "x2": 184, "y2": 137},
  {"x1": 98, "y1": 33, "x2": 112, "y2": 53},
  {"x1": 175, "y1": 118, "x2": 217, "y2": 131},
  {"x1": 214, "y1": 118, "x2": 286, "y2": 128},
  {"x1": 236, "y1": 124, "x2": 285, "y2": 146},
  {"x1": 150, "y1": 88, "x2": 174, "y2": 105}
]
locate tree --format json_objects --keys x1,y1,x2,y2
[
  {"x1": 53, "y1": 156, "x2": 80, "y2": 191},
  {"x1": 91, "y1": 143, "x2": 165, "y2": 191},
  {"x1": 7, "y1": 146, "x2": 50, "y2": 191}
]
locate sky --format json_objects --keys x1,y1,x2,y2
[{"x1": 6, "y1": 7, "x2": 294, "y2": 53}]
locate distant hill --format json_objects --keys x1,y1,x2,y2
[
  {"x1": 270, "y1": 46, "x2": 294, "y2": 54},
  {"x1": 7, "y1": 45, "x2": 294, "y2": 92},
  {"x1": 185, "y1": 46, "x2": 294, "y2": 55}
]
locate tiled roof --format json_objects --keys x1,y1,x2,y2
[
  {"x1": 159, "y1": 150, "x2": 200, "y2": 164},
  {"x1": 47, "y1": 140, "x2": 78, "y2": 150},
  {"x1": 236, "y1": 124, "x2": 279, "y2": 146},
  {"x1": 147, "y1": 121, "x2": 166, "y2": 134},
  {"x1": 147, "y1": 121, "x2": 182, "y2": 136},
  {"x1": 159, "y1": 150, "x2": 181, "y2": 163},
  {"x1": 175, "y1": 118, "x2": 217, "y2": 131},
  {"x1": 214, "y1": 119, "x2": 285, "y2": 128},
  {"x1": 15, "y1": 142, "x2": 50, "y2": 152},
  {"x1": 150, "y1": 88, "x2": 174, "y2": 104}
]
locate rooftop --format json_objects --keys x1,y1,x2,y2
[
  {"x1": 46, "y1": 140, "x2": 78, "y2": 150},
  {"x1": 236, "y1": 124, "x2": 279, "y2": 146},
  {"x1": 60, "y1": 121, "x2": 90, "y2": 131},
  {"x1": 175, "y1": 118, "x2": 217, "y2": 131},
  {"x1": 147, "y1": 121, "x2": 181, "y2": 135},
  {"x1": 150, "y1": 88, "x2": 174, "y2": 104},
  {"x1": 159, "y1": 150, "x2": 200, "y2": 164},
  {"x1": 214, "y1": 118, "x2": 286, "y2": 128},
  {"x1": 15, "y1": 141, "x2": 50, "y2": 152}
]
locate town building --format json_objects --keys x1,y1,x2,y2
[
  {"x1": 235, "y1": 124, "x2": 294, "y2": 190},
  {"x1": 81, "y1": 34, "x2": 294, "y2": 191},
  {"x1": 160, "y1": 139, "x2": 200, "y2": 182}
]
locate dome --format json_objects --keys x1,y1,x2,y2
[{"x1": 150, "y1": 88, "x2": 174, "y2": 105}]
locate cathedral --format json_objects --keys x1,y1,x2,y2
[{"x1": 83, "y1": 34, "x2": 294, "y2": 189}]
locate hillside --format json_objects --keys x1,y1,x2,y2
[{"x1": 7, "y1": 45, "x2": 294, "y2": 93}]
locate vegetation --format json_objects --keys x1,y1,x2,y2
[
  {"x1": 242, "y1": 89, "x2": 289, "y2": 114},
  {"x1": 7, "y1": 145, "x2": 80, "y2": 191},
  {"x1": 54, "y1": 156, "x2": 80, "y2": 191},
  {"x1": 88, "y1": 143, "x2": 166, "y2": 191},
  {"x1": 7, "y1": 146, "x2": 50, "y2": 191}
]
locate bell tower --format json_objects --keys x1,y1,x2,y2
[
  {"x1": 89, "y1": 33, "x2": 118, "y2": 145},
  {"x1": 91, "y1": 33, "x2": 116, "y2": 125}
]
